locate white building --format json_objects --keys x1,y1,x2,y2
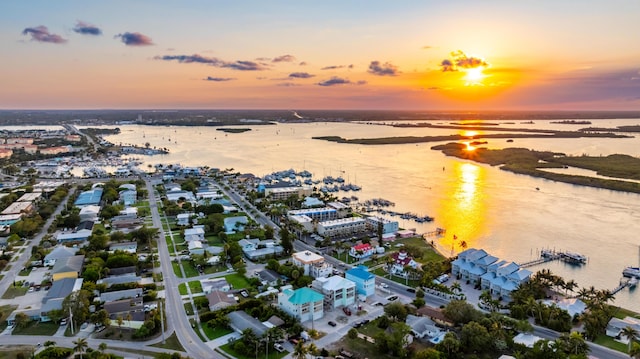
[
  {"x1": 292, "y1": 251, "x2": 333, "y2": 278},
  {"x1": 287, "y1": 207, "x2": 337, "y2": 222},
  {"x1": 311, "y1": 275, "x2": 356, "y2": 309},
  {"x1": 278, "y1": 287, "x2": 324, "y2": 322},
  {"x1": 365, "y1": 216, "x2": 399, "y2": 234},
  {"x1": 184, "y1": 226, "x2": 205, "y2": 242},
  {"x1": 265, "y1": 186, "x2": 313, "y2": 201},
  {"x1": 318, "y1": 217, "x2": 367, "y2": 238}
]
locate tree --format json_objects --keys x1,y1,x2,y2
[
  {"x1": 98, "y1": 342, "x2": 108, "y2": 354},
  {"x1": 292, "y1": 341, "x2": 308, "y2": 359},
  {"x1": 622, "y1": 326, "x2": 639, "y2": 353},
  {"x1": 460, "y1": 321, "x2": 492, "y2": 354},
  {"x1": 348, "y1": 328, "x2": 358, "y2": 339},
  {"x1": 73, "y1": 338, "x2": 88, "y2": 359},
  {"x1": 414, "y1": 348, "x2": 442, "y2": 359},
  {"x1": 442, "y1": 300, "x2": 482, "y2": 325},
  {"x1": 44, "y1": 340, "x2": 56, "y2": 348},
  {"x1": 436, "y1": 332, "x2": 460, "y2": 357},
  {"x1": 387, "y1": 322, "x2": 411, "y2": 357},
  {"x1": 384, "y1": 302, "x2": 408, "y2": 322},
  {"x1": 13, "y1": 312, "x2": 30, "y2": 329},
  {"x1": 630, "y1": 342, "x2": 640, "y2": 359}
]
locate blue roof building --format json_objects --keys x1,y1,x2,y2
[
  {"x1": 74, "y1": 188, "x2": 103, "y2": 208},
  {"x1": 345, "y1": 266, "x2": 375, "y2": 298},
  {"x1": 278, "y1": 287, "x2": 324, "y2": 322}
]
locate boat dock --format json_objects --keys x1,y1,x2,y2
[
  {"x1": 518, "y1": 249, "x2": 588, "y2": 269},
  {"x1": 423, "y1": 228, "x2": 446, "y2": 238},
  {"x1": 611, "y1": 278, "x2": 637, "y2": 295}
]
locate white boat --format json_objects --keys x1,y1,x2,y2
[
  {"x1": 629, "y1": 277, "x2": 638, "y2": 288},
  {"x1": 623, "y1": 266, "x2": 640, "y2": 279},
  {"x1": 563, "y1": 251, "x2": 587, "y2": 264}
]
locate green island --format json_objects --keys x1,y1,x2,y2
[
  {"x1": 431, "y1": 143, "x2": 640, "y2": 193},
  {"x1": 216, "y1": 128, "x2": 252, "y2": 133}
]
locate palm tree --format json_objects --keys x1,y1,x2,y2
[
  {"x1": 564, "y1": 279, "x2": 578, "y2": 296},
  {"x1": 44, "y1": 341, "x2": 56, "y2": 348},
  {"x1": 98, "y1": 342, "x2": 108, "y2": 354},
  {"x1": 293, "y1": 342, "x2": 308, "y2": 359},
  {"x1": 73, "y1": 338, "x2": 88, "y2": 359},
  {"x1": 622, "y1": 326, "x2": 639, "y2": 353},
  {"x1": 630, "y1": 342, "x2": 640, "y2": 359},
  {"x1": 450, "y1": 281, "x2": 462, "y2": 294}
]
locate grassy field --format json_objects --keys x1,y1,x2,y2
[
  {"x1": 0, "y1": 345, "x2": 34, "y2": 359},
  {"x1": 203, "y1": 324, "x2": 234, "y2": 340},
  {"x1": 182, "y1": 262, "x2": 200, "y2": 278},
  {"x1": 224, "y1": 273, "x2": 250, "y2": 289},
  {"x1": 372, "y1": 267, "x2": 421, "y2": 287},
  {"x1": 206, "y1": 235, "x2": 225, "y2": 246},
  {"x1": 612, "y1": 306, "x2": 640, "y2": 320},
  {"x1": 11, "y1": 321, "x2": 58, "y2": 336},
  {"x1": 184, "y1": 302, "x2": 194, "y2": 315},
  {"x1": 172, "y1": 262, "x2": 184, "y2": 278},
  {"x1": 188, "y1": 280, "x2": 203, "y2": 293},
  {"x1": 594, "y1": 334, "x2": 628, "y2": 353},
  {"x1": 0, "y1": 305, "x2": 17, "y2": 331},
  {"x1": 150, "y1": 332, "x2": 186, "y2": 352},
  {"x1": 394, "y1": 236, "x2": 445, "y2": 263},
  {"x1": 178, "y1": 283, "x2": 188, "y2": 295},
  {"x1": 1, "y1": 286, "x2": 28, "y2": 299}
]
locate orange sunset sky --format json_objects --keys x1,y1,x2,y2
[{"x1": 1, "y1": 1, "x2": 640, "y2": 110}]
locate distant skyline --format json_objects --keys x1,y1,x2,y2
[{"x1": 2, "y1": 1, "x2": 640, "y2": 110}]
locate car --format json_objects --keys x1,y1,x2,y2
[
  {"x1": 60, "y1": 319, "x2": 67, "y2": 325},
  {"x1": 273, "y1": 343, "x2": 285, "y2": 353},
  {"x1": 386, "y1": 295, "x2": 399, "y2": 301},
  {"x1": 352, "y1": 322, "x2": 361, "y2": 328},
  {"x1": 406, "y1": 288, "x2": 416, "y2": 293},
  {"x1": 372, "y1": 302, "x2": 383, "y2": 307},
  {"x1": 361, "y1": 319, "x2": 370, "y2": 325},
  {"x1": 328, "y1": 321, "x2": 337, "y2": 327},
  {"x1": 289, "y1": 338, "x2": 299, "y2": 345},
  {"x1": 342, "y1": 307, "x2": 352, "y2": 316},
  {"x1": 240, "y1": 290, "x2": 249, "y2": 298},
  {"x1": 379, "y1": 283, "x2": 389, "y2": 288},
  {"x1": 28, "y1": 287, "x2": 34, "y2": 293}
]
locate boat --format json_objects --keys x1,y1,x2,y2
[
  {"x1": 623, "y1": 266, "x2": 640, "y2": 279},
  {"x1": 562, "y1": 251, "x2": 587, "y2": 264},
  {"x1": 629, "y1": 277, "x2": 638, "y2": 288}
]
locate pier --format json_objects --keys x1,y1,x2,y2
[
  {"x1": 611, "y1": 278, "x2": 636, "y2": 296},
  {"x1": 518, "y1": 249, "x2": 588, "y2": 269},
  {"x1": 423, "y1": 228, "x2": 446, "y2": 238}
]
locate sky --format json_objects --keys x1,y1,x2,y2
[{"x1": 2, "y1": 0, "x2": 640, "y2": 110}]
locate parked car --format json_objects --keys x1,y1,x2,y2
[
  {"x1": 273, "y1": 343, "x2": 285, "y2": 353},
  {"x1": 379, "y1": 283, "x2": 389, "y2": 288},
  {"x1": 342, "y1": 307, "x2": 352, "y2": 316},
  {"x1": 406, "y1": 288, "x2": 416, "y2": 293},
  {"x1": 240, "y1": 290, "x2": 249, "y2": 298},
  {"x1": 328, "y1": 321, "x2": 337, "y2": 327},
  {"x1": 386, "y1": 295, "x2": 399, "y2": 301}
]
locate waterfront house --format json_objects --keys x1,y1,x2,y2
[
  {"x1": 365, "y1": 216, "x2": 399, "y2": 234},
  {"x1": 319, "y1": 217, "x2": 367, "y2": 238},
  {"x1": 345, "y1": 266, "x2": 375, "y2": 298},
  {"x1": 278, "y1": 287, "x2": 324, "y2": 322},
  {"x1": 453, "y1": 248, "x2": 531, "y2": 301},
  {"x1": 311, "y1": 275, "x2": 356, "y2": 309},
  {"x1": 606, "y1": 316, "x2": 640, "y2": 338},
  {"x1": 292, "y1": 251, "x2": 333, "y2": 278}
]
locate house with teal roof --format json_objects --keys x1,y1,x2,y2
[
  {"x1": 346, "y1": 266, "x2": 375, "y2": 298},
  {"x1": 277, "y1": 287, "x2": 324, "y2": 322}
]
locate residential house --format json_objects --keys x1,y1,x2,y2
[
  {"x1": 40, "y1": 277, "x2": 83, "y2": 322},
  {"x1": 117, "y1": 207, "x2": 138, "y2": 218},
  {"x1": 278, "y1": 287, "x2": 324, "y2": 322},
  {"x1": 119, "y1": 189, "x2": 137, "y2": 206},
  {"x1": 43, "y1": 246, "x2": 79, "y2": 266},
  {"x1": 223, "y1": 216, "x2": 248, "y2": 233},
  {"x1": 109, "y1": 241, "x2": 138, "y2": 254},
  {"x1": 104, "y1": 298, "x2": 145, "y2": 322},
  {"x1": 257, "y1": 269, "x2": 280, "y2": 287},
  {"x1": 292, "y1": 251, "x2": 333, "y2": 278},
  {"x1": 201, "y1": 278, "x2": 231, "y2": 294},
  {"x1": 56, "y1": 229, "x2": 92, "y2": 243},
  {"x1": 227, "y1": 311, "x2": 269, "y2": 336},
  {"x1": 79, "y1": 205, "x2": 101, "y2": 222},
  {"x1": 165, "y1": 187, "x2": 196, "y2": 203},
  {"x1": 176, "y1": 213, "x2": 194, "y2": 226},
  {"x1": 389, "y1": 250, "x2": 419, "y2": 277},
  {"x1": 0, "y1": 213, "x2": 22, "y2": 226},
  {"x1": 453, "y1": 248, "x2": 532, "y2": 301},
  {"x1": 349, "y1": 243, "x2": 376, "y2": 260},
  {"x1": 97, "y1": 274, "x2": 141, "y2": 288},
  {"x1": 184, "y1": 226, "x2": 205, "y2": 242},
  {"x1": 51, "y1": 255, "x2": 84, "y2": 281},
  {"x1": 98, "y1": 288, "x2": 143, "y2": 303},
  {"x1": 238, "y1": 238, "x2": 283, "y2": 260},
  {"x1": 207, "y1": 290, "x2": 237, "y2": 311},
  {"x1": 1, "y1": 201, "x2": 34, "y2": 215},
  {"x1": 406, "y1": 314, "x2": 443, "y2": 340},
  {"x1": 345, "y1": 266, "x2": 376, "y2": 298},
  {"x1": 606, "y1": 316, "x2": 640, "y2": 338},
  {"x1": 311, "y1": 275, "x2": 356, "y2": 309}
]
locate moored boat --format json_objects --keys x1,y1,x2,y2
[{"x1": 623, "y1": 266, "x2": 640, "y2": 279}]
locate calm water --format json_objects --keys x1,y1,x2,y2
[{"x1": 100, "y1": 120, "x2": 640, "y2": 311}]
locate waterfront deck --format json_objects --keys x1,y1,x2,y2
[{"x1": 518, "y1": 249, "x2": 587, "y2": 269}]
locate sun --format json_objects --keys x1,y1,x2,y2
[{"x1": 463, "y1": 67, "x2": 485, "y2": 84}]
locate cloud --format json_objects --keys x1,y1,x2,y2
[
  {"x1": 73, "y1": 21, "x2": 102, "y2": 36},
  {"x1": 277, "y1": 82, "x2": 301, "y2": 87},
  {"x1": 204, "y1": 76, "x2": 235, "y2": 82},
  {"x1": 299, "y1": 61, "x2": 308, "y2": 66},
  {"x1": 155, "y1": 54, "x2": 268, "y2": 71},
  {"x1": 21, "y1": 26, "x2": 67, "y2": 44},
  {"x1": 356, "y1": 80, "x2": 367, "y2": 85},
  {"x1": 321, "y1": 64, "x2": 353, "y2": 70},
  {"x1": 368, "y1": 61, "x2": 399, "y2": 76},
  {"x1": 440, "y1": 50, "x2": 489, "y2": 72},
  {"x1": 289, "y1": 72, "x2": 315, "y2": 79},
  {"x1": 115, "y1": 32, "x2": 154, "y2": 46},
  {"x1": 317, "y1": 77, "x2": 352, "y2": 86},
  {"x1": 272, "y1": 54, "x2": 296, "y2": 63},
  {"x1": 422, "y1": 45, "x2": 433, "y2": 49}
]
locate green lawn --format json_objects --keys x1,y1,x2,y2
[
  {"x1": 184, "y1": 302, "x2": 194, "y2": 315},
  {"x1": 189, "y1": 280, "x2": 203, "y2": 293},
  {"x1": 219, "y1": 342, "x2": 287, "y2": 359},
  {"x1": 1, "y1": 286, "x2": 28, "y2": 299},
  {"x1": 172, "y1": 262, "x2": 184, "y2": 278},
  {"x1": 394, "y1": 236, "x2": 445, "y2": 263},
  {"x1": 203, "y1": 325, "x2": 234, "y2": 340},
  {"x1": 182, "y1": 262, "x2": 200, "y2": 278},
  {"x1": 594, "y1": 334, "x2": 628, "y2": 353},
  {"x1": 372, "y1": 267, "x2": 421, "y2": 287},
  {"x1": 224, "y1": 273, "x2": 250, "y2": 290},
  {"x1": 357, "y1": 317, "x2": 385, "y2": 338},
  {"x1": 178, "y1": 283, "x2": 188, "y2": 295},
  {"x1": 150, "y1": 332, "x2": 186, "y2": 352},
  {"x1": 18, "y1": 267, "x2": 32, "y2": 276},
  {"x1": 612, "y1": 306, "x2": 640, "y2": 320},
  {"x1": 206, "y1": 235, "x2": 225, "y2": 246},
  {"x1": 204, "y1": 265, "x2": 228, "y2": 275},
  {"x1": 11, "y1": 321, "x2": 58, "y2": 336},
  {"x1": 0, "y1": 305, "x2": 18, "y2": 331}
]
